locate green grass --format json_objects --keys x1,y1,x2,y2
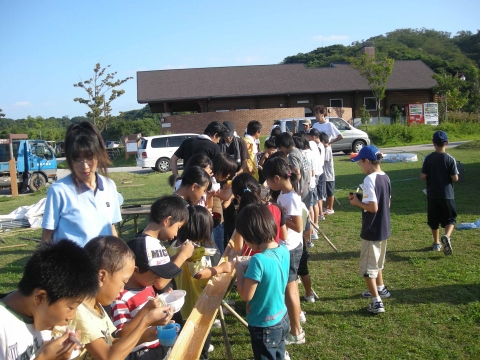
[{"x1": 1, "y1": 147, "x2": 480, "y2": 359}]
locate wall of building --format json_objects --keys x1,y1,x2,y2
[
  {"x1": 352, "y1": 90, "x2": 433, "y2": 118},
  {"x1": 161, "y1": 108, "x2": 305, "y2": 135}
]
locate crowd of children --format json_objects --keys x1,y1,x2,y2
[{"x1": 1, "y1": 116, "x2": 460, "y2": 359}]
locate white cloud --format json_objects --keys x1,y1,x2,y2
[
  {"x1": 12, "y1": 101, "x2": 33, "y2": 107},
  {"x1": 313, "y1": 35, "x2": 348, "y2": 42}
]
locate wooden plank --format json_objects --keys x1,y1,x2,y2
[
  {"x1": 0, "y1": 244, "x2": 27, "y2": 250},
  {"x1": 168, "y1": 241, "x2": 241, "y2": 360}
]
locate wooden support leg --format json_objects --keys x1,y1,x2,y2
[
  {"x1": 218, "y1": 306, "x2": 233, "y2": 360},
  {"x1": 310, "y1": 220, "x2": 339, "y2": 253},
  {"x1": 0, "y1": 244, "x2": 27, "y2": 250},
  {"x1": 221, "y1": 300, "x2": 248, "y2": 328}
]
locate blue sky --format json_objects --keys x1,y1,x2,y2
[{"x1": 1, "y1": 0, "x2": 479, "y2": 120}]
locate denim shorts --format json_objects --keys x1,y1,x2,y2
[
  {"x1": 326, "y1": 180, "x2": 335, "y2": 197},
  {"x1": 248, "y1": 314, "x2": 290, "y2": 360},
  {"x1": 288, "y1": 243, "x2": 303, "y2": 283},
  {"x1": 317, "y1": 173, "x2": 326, "y2": 201},
  {"x1": 309, "y1": 188, "x2": 316, "y2": 208}
]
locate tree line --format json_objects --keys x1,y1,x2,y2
[{"x1": 0, "y1": 107, "x2": 162, "y2": 142}]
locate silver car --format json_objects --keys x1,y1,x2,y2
[{"x1": 275, "y1": 117, "x2": 370, "y2": 153}]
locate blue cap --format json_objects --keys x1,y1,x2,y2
[
  {"x1": 432, "y1": 131, "x2": 448, "y2": 145},
  {"x1": 351, "y1": 145, "x2": 381, "y2": 162}
]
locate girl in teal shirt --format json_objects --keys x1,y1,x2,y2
[{"x1": 235, "y1": 203, "x2": 290, "y2": 360}]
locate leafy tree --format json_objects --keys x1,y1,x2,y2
[
  {"x1": 348, "y1": 53, "x2": 394, "y2": 122},
  {"x1": 432, "y1": 70, "x2": 469, "y2": 120},
  {"x1": 464, "y1": 66, "x2": 480, "y2": 113},
  {"x1": 360, "y1": 104, "x2": 372, "y2": 125},
  {"x1": 73, "y1": 63, "x2": 133, "y2": 131},
  {"x1": 0, "y1": 109, "x2": 5, "y2": 118},
  {"x1": 447, "y1": 88, "x2": 469, "y2": 112}
]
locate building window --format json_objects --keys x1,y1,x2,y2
[
  {"x1": 215, "y1": 109, "x2": 229, "y2": 112},
  {"x1": 330, "y1": 99, "x2": 343, "y2": 108},
  {"x1": 297, "y1": 100, "x2": 309, "y2": 104},
  {"x1": 304, "y1": 108, "x2": 313, "y2": 116},
  {"x1": 364, "y1": 97, "x2": 377, "y2": 111},
  {"x1": 235, "y1": 108, "x2": 249, "y2": 111}
]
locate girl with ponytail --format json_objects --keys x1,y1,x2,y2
[{"x1": 231, "y1": 173, "x2": 287, "y2": 255}]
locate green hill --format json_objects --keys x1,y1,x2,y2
[{"x1": 282, "y1": 28, "x2": 480, "y2": 74}]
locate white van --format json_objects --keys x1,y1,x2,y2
[
  {"x1": 275, "y1": 117, "x2": 370, "y2": 153},
  {"x1": 136, "y1": 133, "x2": 197, "y2": 172}
]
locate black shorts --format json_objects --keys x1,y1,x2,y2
[
  {"x1": 297, "y1": 246, "x2": 310, "y2": 277},
  {"x1": 427, "y1": 197, "x2": 457, "y2": 230},
  {"x1": 316, "y1": 173, "x2": 326, "y2": 201},
  {"x1": 326, "y1": 181, "x2": 335, "y2": 198}
]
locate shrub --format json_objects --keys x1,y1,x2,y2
[
  {"x1": 390, "y1": 105, "x2": 402, "y2": 124},
  {"x1": 444, "y1": 112, "x2": 480, "y2": 123},
  {"x1": 367, "y1": 122, "x2": 480, "y2": 146}
]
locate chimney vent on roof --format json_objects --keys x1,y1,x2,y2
[{"x1": 361, "y1": 41, "x2": 375, "y2": 58}]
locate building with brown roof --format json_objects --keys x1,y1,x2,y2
[{"x1": 137, "y1": 60, "x2": 437, "y2": 134}]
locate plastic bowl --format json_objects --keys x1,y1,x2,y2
[
  {"x1": 158, "y1": 290, "x2": 186, "y2": 313},
  {"x1": 204, "y1": 247, "x2": 217, "y2": 256}
]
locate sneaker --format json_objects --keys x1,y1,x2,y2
[
  {"x1": 324, "y1": 209, "x2": 335, "y2": 215},
  {"x1": 367, "y1": 301, "x2": 385, "y2": 314},
  {"x1": 307, "y1": 241, "x2": 314, "y2": 248},
  {"x1": 284, "y1": 351, "x2": 291, "y2": 360},
  {"x1": 304, "y1": 293, "x2": 315, "y2": 303},
  {"x1": 362, "y1": 287, "x2": 391, "y2": 298},
  {"x1": 432, "y1": 243, "x2": 442, "y2": 252},
  {"x1": 212, "y1": 319, "x2": 221, "y2": 328},
  {"x1": 299, "y1": 311, "x2": 307, "y2": 323},
  {"x1": 285, "y1": 330, "x2": 306, "y2": 345},
  {"x1": 318, "y1": 215, "x2": 325, "y2": 221},
  {"x1": 441, "y1": 235, "x2": 453, "y2": 256},
  {"x1": 208, "y1": 344, "x2": 214, "y2": 353},
  {"x1": 311, "y1": 232, "x2": 318, "y2": 240}
]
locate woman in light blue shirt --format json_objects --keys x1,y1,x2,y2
[{"x1": 42, "y1": 122, "x2": 121, "y2": 246}]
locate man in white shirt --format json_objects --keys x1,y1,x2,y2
[{"x1": 312, "y1": 105, "x2": 344, "y2": 144}]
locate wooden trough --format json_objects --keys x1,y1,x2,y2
[{"x1": 168, "y1": 241, "x2": 241, "y2": 360}]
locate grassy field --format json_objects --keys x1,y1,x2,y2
[{"x1": 1, "y1": 142, "x2": 479, "y2": 359}]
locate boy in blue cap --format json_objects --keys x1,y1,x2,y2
[
  {"x1": 421, "y1": 131, "x2": 459, "y2": 255},
  {"x1": 350, "y1": 145, "x2": 391, "y2": 314}
]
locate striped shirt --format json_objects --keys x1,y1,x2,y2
[{"x1": 111, "y1": 286, "x2": 159, "y2": 351}]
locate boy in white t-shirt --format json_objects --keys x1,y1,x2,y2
[
  {"x1": 0, "y1": 240, "x2": 98, "y2": 360},
  {"x1": 311, "y1": 104, "x2": 344, "y2": 144},
  {"x1": 320, "y1": 132, "x2": 336, "y2": 215},
  {"x1": 308, "y1": 128, "x2": 326, "y2": 221}
]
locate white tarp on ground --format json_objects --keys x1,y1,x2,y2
[
  {"x1": 457, "y1": 219, "x2": 480, "y2": 230},
  {"x1": 0, "y1": 197, "x2": 46, "y2": 228},
  {"x1": 382, "y1": 153, "x2": 418, "y2": 163}
]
